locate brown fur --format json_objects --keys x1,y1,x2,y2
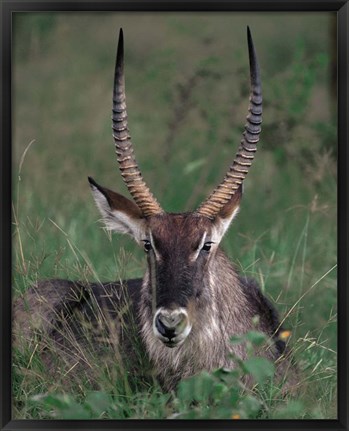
[
  {"x1": 139, "y1": 246, "x2": 296, "y2": 391},
  {"x1": 13, "y1": 29, "x2": 298, "y2": 394},
  {"x1": 13, "y1": 218, "x2": 297, "y2": 392}
]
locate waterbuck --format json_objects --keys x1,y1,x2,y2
[{"x1": 14, "y1": 28, "x2": 295, "y2": 392}]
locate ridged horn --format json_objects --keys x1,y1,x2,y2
[
  {"x1": 196, "y1": 27, "x2": 262, "y2": 220},
  {"x1": 112, "y1": 29, "x2": 163, "y2": 217}
]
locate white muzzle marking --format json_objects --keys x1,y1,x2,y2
[{"x1": 153, "y1": 307, "x2": 192, "y2": 348}]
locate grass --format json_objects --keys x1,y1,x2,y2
[{"x1": 12, "y1": 13, "x2": 337, "y2": 419}]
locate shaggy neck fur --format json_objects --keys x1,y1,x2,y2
[{"x1": 139, "y1": 248, "x2": 261, "y2": 390}]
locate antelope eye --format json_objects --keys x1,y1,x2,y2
[
  {"x1": 201, "y1": 242, "x2": 213, "y2": 252},
  {"x1": 143, "y1": 240, "x2": 152, "y2": 253}
]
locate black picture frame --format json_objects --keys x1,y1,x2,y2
[{"x1": 1, "y1": 1, "x2": 348, "y2": 430}]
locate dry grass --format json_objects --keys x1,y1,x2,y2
[{"x1": 12, "y1": 12, "x2": 337, "y2": 419}]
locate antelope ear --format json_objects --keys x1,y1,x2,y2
[
  {"x1": 88, "y1": 176, "x2": 146, "y2": 242},
  {"x1": 211, "y1": 185, "x2": 242, "y2": 243}
]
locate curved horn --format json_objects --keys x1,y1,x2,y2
[
  {"x1": 196, "y1": 27, "x2": 262, "y2": 220},
  {"x1": 112, "y1": 29, "x2": 163, "y2": 217}
]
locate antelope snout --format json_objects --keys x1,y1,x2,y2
[{"x1": 153, "y1": 308, "x2": 192, "y2": 348}]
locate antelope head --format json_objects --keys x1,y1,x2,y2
[{"x1": 89, "y1": 28, "x2": 262, "y2": 348}]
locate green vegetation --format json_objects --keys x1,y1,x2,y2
[
  {"x1": 12, "y1": 13, "x2": 337, "y2": 419},
  {"x1": 21, "y1": 330, "x2": 302, "y2": 419}
]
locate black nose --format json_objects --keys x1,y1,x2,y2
[{"x1": 155, "y1": 315, "x2": 176, "y2": 340}]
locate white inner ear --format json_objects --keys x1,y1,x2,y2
[
  {"x1": 91, "y1": 186, "x2": 145, "y2": 243},
  {"x1": 211, "y1": 206, "x2": 240, "y2": 244}
]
